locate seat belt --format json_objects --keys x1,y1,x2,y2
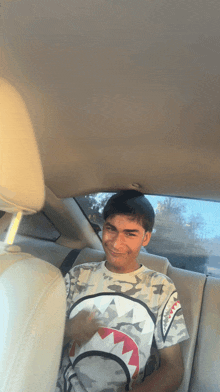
[{"x1": 59, "y1": 249, "x2": 81, "y2": 276}]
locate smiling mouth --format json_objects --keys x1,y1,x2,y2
[{"x1": 109, "y1": 250, "x2": 124, "y2": 256}]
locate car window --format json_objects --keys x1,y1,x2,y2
[
  {"x1": 75, "y1": 193, "x2": 220, "y2": 278},
  {"x1": 13, "y1": 212, "x2": 60, "y2": 241}
]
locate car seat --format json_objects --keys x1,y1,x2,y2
[{"x1": 0, "y1": 78, "x2": 66, "y2": 392}]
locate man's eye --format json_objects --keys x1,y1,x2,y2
[
  {"x1": 106, "y1": 226, "x2": 114, "y2": 231},
  {"x1": 127, "y1": 233, "x2": 136, "y2": 237}
]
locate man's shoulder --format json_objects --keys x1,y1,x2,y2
[
  {"x1": 141, "y1": 266, "x2": 176, "y2": 291},
  {"x1": 68, "y1": 261, "x2": 103, "y2": 275},
  {"x1": 142, "y1": 266, "x2": 172, "y2": 282}
]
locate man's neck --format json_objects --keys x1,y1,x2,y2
[{"x1": 105, "y1": 261, "x2": 141, "y2": 274}]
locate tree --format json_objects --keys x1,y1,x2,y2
[
  {"x1": 76, "y1": 193, "x2": 113, "y2": 226},
  {"x1": 147, "y1": 197, "x2": 209, "y2": 273}
]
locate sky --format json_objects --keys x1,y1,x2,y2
[{"x1": 146, "y1": 195, "x2": 220, "y2": 240}]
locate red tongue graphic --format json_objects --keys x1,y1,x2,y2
[{"x1": 98, "y1": 327, "x2": 139, "y2": 377}]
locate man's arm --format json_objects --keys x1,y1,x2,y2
[{"x1": 132, "y1": 344, "x2": 184, "y2": 392}]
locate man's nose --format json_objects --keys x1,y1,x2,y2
[{"x1": 112, "y1": 233, "x2": 124, "y2": 249}]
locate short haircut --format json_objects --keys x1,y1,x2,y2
[{"x1": 103, "y1": 190, "x2": 155, "y2": 232}]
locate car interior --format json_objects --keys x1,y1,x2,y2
[{"x1": 1, "y1": 1, "x2": 220, "y2": 391}]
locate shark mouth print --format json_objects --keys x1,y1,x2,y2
[
  {"x1": 161, "y1": 291, "x2": 181, "y2": 341},
  {"x1": 69, "y1": 327, "x2": 139, "y2": 392},
  {"x1": 68, "y1": 293, "x2": 156, "y2": 391},
  {"x1": 69, "y1": 292, "x2": 155, "y2": 334}
]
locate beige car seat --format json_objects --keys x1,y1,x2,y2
[{"x1": 0, "y1": 78, "x2": 66, "y2": 392}]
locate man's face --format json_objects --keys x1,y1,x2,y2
[{"x1": 102, "y1": 214, "x2": 151, "y2": 274}]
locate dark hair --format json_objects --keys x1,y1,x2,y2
[{"x1": 103, "y1": 190, "x2": 155, "y2": 232}]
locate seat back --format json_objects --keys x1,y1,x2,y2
[
  {"x1": 0, "y1": 78, "x2": 66, "y2": 392},
  {"x1": 188, "y1": 276, "x2": 220, "y2": 392},
  {"x1": 0, "y1": 249, "x2": 66, "y2": 392},
  {"x1": 71, "y1": 247, "x2": 207, "y2": 392},
  {"x1": 167, "y1": 266, "x2": 206, "y2": 392}
]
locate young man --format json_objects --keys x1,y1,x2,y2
[{"x1": 56, "y1": 190, "x2": 189, "y2": 392}]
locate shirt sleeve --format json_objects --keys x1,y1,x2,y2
[{"x1": 154, "y1": 276, "x2": 189, "y2": 350}]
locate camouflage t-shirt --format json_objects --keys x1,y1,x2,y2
[{"x1": 56, "y1": 261, "x2": 189, "y2": 392}]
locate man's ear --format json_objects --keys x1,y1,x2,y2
[{"x1": 142, "y1": 231, "x2": 151, "y2": 247}]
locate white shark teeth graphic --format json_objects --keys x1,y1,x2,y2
[
  {"x1": 114, "y1": 296, "x2": 134, "y2": 318},
  {"x1": 69, "y1": 294, "x2": 155, "y2": 337},
  {"x1": 97, "y1": 331, "x2": 114, "y2": 350},
  {"x1": 70, "y1": 296, "x2": 112, "y2": 319},
  {"x1": 93, "y1": 296, "x2": 113, "y2": 315},
  {"x1": 74, "y1": 332, "x2": 104, "y2": 356},
  {"x1": 119, "y1": 347, "x2": 133, "y2": 364},
  {"x1": 74, "y1": 329, "x2": 138, "y2": 378},
  {"x1": 110, "y1": 339, "x2": 137, "y2": 376},
  {"x1": 111, "y1": 296, "x2": 145, "y2": 325},
  {"x1": 126, "y1": 363, "x2": 137, "y2": 377},
  {"x1": 97, "y1": 333, "x2": 133, "y2": 364},
  {"x1": 132, "y1": 308, "x2": 146, "y2": 324},
  {"x1": 162, "y1": 292, "x2": 181, "y2": 337},
  {"x1": 141, "y1": 322, "x2": 155, "y2": 336},
  {"x1": 111, "y1": 339, "x2": 124, "y2": 356}
]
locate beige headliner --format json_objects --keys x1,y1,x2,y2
[{"x1": 2, "y1": 1, "x2": 220, "y2": 201}]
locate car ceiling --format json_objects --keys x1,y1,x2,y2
[{"x1": 2, "y1": 0, "x2": 220, "y2": 201}]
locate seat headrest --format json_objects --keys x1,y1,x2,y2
[
  {"x1": 0, "y1": 78, "x2": 45, "y2": 214},
  {"x1": 73, "y1": 248, "x2": 170, "y2": 275}
]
